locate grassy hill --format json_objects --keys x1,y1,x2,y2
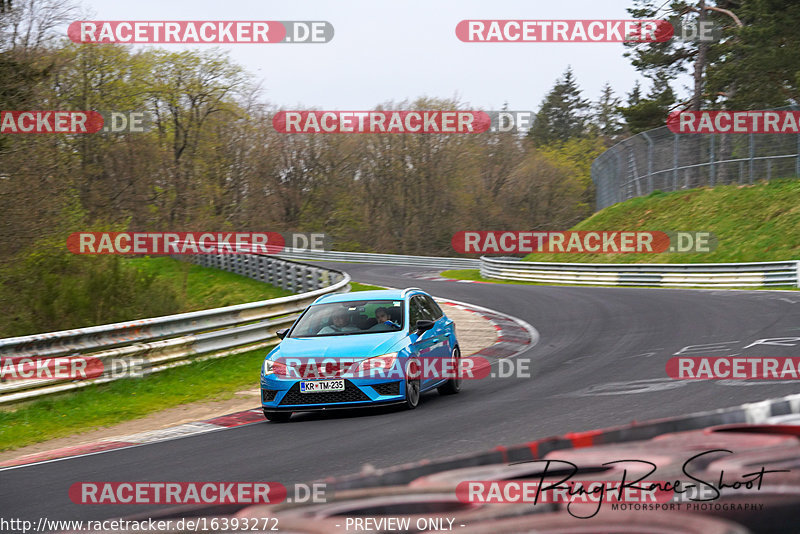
[{"x1": 524, "y1": 179, "x2": 800, "y2": 264}]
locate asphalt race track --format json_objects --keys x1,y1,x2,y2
[{"x1": 3, "y1": 262, "x2": 800, "y2": 524}]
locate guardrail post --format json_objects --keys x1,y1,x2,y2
[{"x1": 796, "y1": 260, "x2": 800, "y2": 288}]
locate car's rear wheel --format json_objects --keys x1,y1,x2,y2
[
  {"x1": 438, "y1": 346, "x2": 462, "y2": 395},
  {"x1": 263, "y1": 409, "x2": 292, "y2": 422},
  {"x1": 404, "y1": 357, "x2": 421, "y2": 409}
]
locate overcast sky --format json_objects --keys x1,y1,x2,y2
[{"x1": 77, "y1": 0, "x2": 686, "y2": 112}]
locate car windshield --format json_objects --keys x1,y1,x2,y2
[{"x1": 289, "y1": 300, "x2": 404, "y2": 338}]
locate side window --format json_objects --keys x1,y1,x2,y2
[
  {"x1": 408, "y1": 295, "x2": 433, "y2": 330},
  {"x1": 424, "y1": 295, "x2": 443, "y2": 320},
  {"x1": 409, "y1": 296, "x2": 425, "y2": 329}
]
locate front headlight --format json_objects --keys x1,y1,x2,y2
[
  {"x1": 263, "y1": 358, "x2": 287, "y2": 376},
  {"x1": 351, "y1": 352, "x2": 400, "y2": 378}
]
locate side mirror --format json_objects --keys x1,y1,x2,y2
[
  {"x1": 276, "y1": 328, "x2": 289, "y2": 340},
  {"x1": 415, "y1": 320, "x2": 435, "y2": 333}
]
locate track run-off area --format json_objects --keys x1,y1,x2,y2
[{"x1": 2, "y1": 261, "x2": 799, "y2": 524}]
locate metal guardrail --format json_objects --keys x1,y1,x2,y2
[
  {"x1": 592, "y1": 105, "x2": 800, "y2": 210},
  {"x1": 267, "y1": 249, "x2": 800, "y2": 288},
  {"x1": 276, "y1": 248, "x2": 481, "y2": 270},
  {"x1": 3, "y1": 248, "x2": 797, "y2": 405},
  {"x1": 0, "y1": 254, "x2": 350, "y2": 405},
  {"x1": 480, "y1": 257, "x2": 800, "y2": 288}
]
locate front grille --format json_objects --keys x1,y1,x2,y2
[
  {"x1": 279, "y1": 380, "x2": 370, "y2": 406},
  {"x1": 262, "y1": 389, "x2": 277, "y2": 402},
  {"x1": 372, "y1": 382, "x2": 401, "y2": 396}
]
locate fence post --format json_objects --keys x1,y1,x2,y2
[
  {"x1": 749, "y1": 133, "x2": 755, "y2": 184},
  {"x1": 642, "y1": 131, "x2": 654, "y2": 194},
  {"x1": 673, "y1": 133, "x2": 679, "y2": 190},
  {"x1": 796, "y1": 133, "x2": 800, "y2": 177},
  {"x1": 613, "y1": 150, "x2": 624, "y2": 206},
  {"x1": 709, "y1": 134, "x2": 716, "y2": 187}
]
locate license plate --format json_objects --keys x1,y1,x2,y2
[{"x1": 300, "y1": 379, "x2": 345, "y2": 393}]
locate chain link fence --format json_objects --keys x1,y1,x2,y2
[{"x1": 592, "y1": 105, "x2": 800, "y2": 210}]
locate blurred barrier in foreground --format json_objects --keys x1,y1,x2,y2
[{"x1": 100, "y1": 393, "x2": 800, "y2": 534}]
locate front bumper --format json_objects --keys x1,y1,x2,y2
[{"x1": 261, "y1": 377, "x2": 404, "y2": 410}]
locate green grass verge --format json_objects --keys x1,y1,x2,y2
[
  {"x1": 0, "y1": 347, "x2": 271, "y2": 451},
  {"x1": 441, "y1": 269, "x2": 600, "y2": 287},
  {"x1": 349, "y1": 282, "x2": 387, "y2": 292},
  {"x1": 124, "y1": 257, "x2": 293, "y2": 310},
  {"x1": 0, "y1": 278, "x2": 388, "y2": 452},
  {"x1": 522, "y1": 179, "x2": 800, "y2": 264}
]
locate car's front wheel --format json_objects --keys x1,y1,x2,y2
[
  {"x1": 438, "y1": 346, "x2": 462, "y2": 395},
  {"x1": 263, "y1": 409, "x2": 292, "y2": 422},
  {"x1": 404, "y1": 357, "x2": 421, "y2": 409}
]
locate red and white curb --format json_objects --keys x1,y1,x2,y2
[{"x1": 0, "y1": 301, "x2": 537, "y2": 471}]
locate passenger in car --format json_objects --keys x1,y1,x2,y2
[
  {"x1": 318, "y1": 309, "x2": 359, "y2": 334},
  {"x1": 370, "y1": 307, "x2": 399, "y2": 331}
]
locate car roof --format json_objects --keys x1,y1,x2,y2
[{"x1": 313, "y1": 288, "x2": 422, "y2": 304}]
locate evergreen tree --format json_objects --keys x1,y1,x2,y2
[
  {"x1": 625, "y1": 0, "x2": 742, "y2": 111},
  {"x1": 592, "y1": 82, "x2": 624, "y2": 143},
  {"x1": 619, "y1": 74, "x2": 676, "y2": 134},
  {"x1": 529, "y1": 67, "x2": 590, "y2": 147},
  {"x1": 707, "y1": 0, "x2": 800, "y2": 108}
]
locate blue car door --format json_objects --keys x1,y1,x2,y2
[
  {"x1": 408, "y1": 295, "x2": 450, "y2": 389},
  {"x1": 421, "y1": 295, "x2": 453, "y2": 384}
]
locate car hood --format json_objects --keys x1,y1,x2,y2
[{"x1": 270, "y1": 332, "x2": 406, "y2": 361}]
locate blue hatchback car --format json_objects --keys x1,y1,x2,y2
[{"x1": 260, "y1": 288, "x2": 461, "y2": 422}]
